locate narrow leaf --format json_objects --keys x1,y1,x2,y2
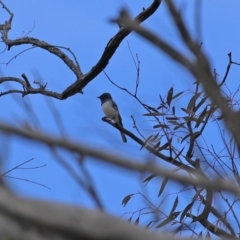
[
  {"x1": 152, "y1": 141, "x2": 161, "y2": 151},
  {"x1": 173, "y1": 122, "x2": 186, "y2": 130},
  {"x1": 166, "y1": 117, "x2": 179, "y2": 120},
  {"x1": 135, "y1": 216, "x2": 140, "y2": 225},
  {"x1": 180, "y1": 202, "x2": 194, "y2": 222},
  {"x1": 153, "y1": 124, "x2": 169, "y2": 129},
  {"x1": 195, "y1": 106, "x2": 208, "y2": 128},
  {"x1": 168, "y1": 120, "x2": 180, "y2": 126},
  {"x1": 150, "y1": 132, "x2": 160, "y2": 142},
  {"x1": 156, "y1": 217, "x2": 171, "y2": 229},
  {"x1": 173, "y1": 224, "x2": 184, "y2": 235},
  {"x1": 183, "y1": 116, "x2": 199, "y2": 122},
  {"x1": 181, "y1": 108, "x2": 194, "y2": 115},
  {"x1": 172, "y1": 91, "x2": 184, "y2": 100},
  {"x1": 191, "y1": 211, "x2": 209, "y2": 223},
  {"x1": 167, "y1": 87, "x2": 174, "y2": 106},
  {"x1": 158, "y1": 138, "x2": 172, "y2": 151},
  {"x1": 140, "y1": 135, "x2": 153, "y2": 150},
  {"x1": 187, "y1": 92, "x2": 202, "y2": 111},
  {"x1": 143, "y1": 174, "x2": 157, "y2": 184},
  {"x1": 122, "y1": 194, "x2": 133, "y2": 207},
  {"x1": 146, "y1": 221, "x2": 153, "y2": 229},
  {"x1": 172, "y1": 106, "x2": 175, "y2": 115},
  {"x1": 181, "y1": 133, "x2": 191, "y2": 143},
  {"x1": 171, "y1": 211, "x2": 181, "y2": 219},
  {"x1": 128, "y1": 216, "x2": 132, "y2": 222},
  {"x1": 158, "y1": 177, "x2": 168, "y2": 197},
  {"x1": 193, "y1": 96, "x2": 208, "y2": 113},
  {"x1": 157, "y1": 104, "x2": 168, "y2": 110},
  {"x1": 143, "y1": 112, "x2": 164, "y2": 116},
  {"x1": 170, "y1": 196, "x2": 179, "y2": 215},
  {"x1": 156, "y1": 211, "x2": 181, "y2": 228}
]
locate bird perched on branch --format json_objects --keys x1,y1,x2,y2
[{"x1": 97, "y1": 93, "x2": 127, "y2": 143}]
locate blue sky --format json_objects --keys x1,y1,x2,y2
[{"x1": 1, "y1": 0, "x2": 240, "y2": 230}]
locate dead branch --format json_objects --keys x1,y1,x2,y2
[
  {"x1": 0, "y1": 121, "x2": 239, "y2": 197},
  {"x1": 0, "y1": 0, "x2": 162, "y2": 99}
]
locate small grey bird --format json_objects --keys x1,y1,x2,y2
[{"x1": 97, "y1": 93, "x2": 127, "y2": 143}]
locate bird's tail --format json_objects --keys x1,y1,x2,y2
[{"x1": 120, "y1": 131, "x2": 127, "y2": 143}]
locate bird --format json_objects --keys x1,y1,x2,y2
[{"x1": 97, "y1": 93, "x2": 127, "y2": 143}]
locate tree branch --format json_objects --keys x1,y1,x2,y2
[
  {"x1": 0, "y1": 0, "x2": 162, "y2": 99},
  {"x1": 0, "y1": 122, "x2": 240, "y2": 196}
]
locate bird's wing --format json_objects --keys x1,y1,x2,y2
[
  {"x1": 111, "y1": 100, "x2": 119, "y2": 111},
  {"x1": 111, "y1": 100, "x2": 124, "y2": 127}
]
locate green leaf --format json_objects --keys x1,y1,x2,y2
[
  {"x1": 145, "y1": 221, "x2": 153, "y2": 229},
  {"x1": 143, "y1": 174, "x2": 157, "y2": 184},
  {"x1": 170, "y1": 196, "x2": 179, "y2": 215},
  {"x1": 173, "y1": 122, "x2": 186, "y2": 130},
  {"x1": 168, "y1": 120, "x2": 180, "y2": 126},
  {"x1": 150, "y1": 132, "x2": 160, "y2": 142},
  {"x1": 153, "y1": 124, "x2": 169, "y2": 129},
  {"x1": 143, "y1": 112, "x2": 164, "y2": 116},
  {"x1": 158, "y1": 177, "x2": 168, "y2": 197},
  {"x1": 140, "y1": 135, "x2": 153, "y2": 150},
  {"x1": 173, "y1": 224, "x2": 184, "y2": 235},
  {"x1": 128, "y1": 216, "x2": 132, "y2": 222},
  {"x1": 181, "y1": 133, "x2": 191, "y2": 143},
  {"x1": 180, "y1": 202, "x2": 194, "y2": 222},
  {"x1": 195, "y1": 106, "x2": 208, "y2": 128},
  {"x1": 122, "y1": 194, "x2": 133, "y2": 207},
  {"x1": 172, "y1": 91, "x2": 184, "y2": 100},
  {"x1": 167, "y1": 87, "x2": 174, "y2": 106},
  {"x1": 135, "y1": 216, "x2": 140, "y2": 225},
  {"x1": 156, "y1": 211, "x2": 181, "y2": 228},
  {"x1": 193, "y1": 96, "x2": 208, "y2": 113},
  {"x1": 166, "y1": 117, "x2": 179, "y2": 120},
  {"x1": 181, "y1": 108, "x2": 194, "y2": 115},
  {"x1": 187, "y1": 92, "x2": 202, "y2": 111},
  {"x1": 156, "y1": 217, "x2": 171, "y2": 229},
  {"x1": 181, "y1": 131, "x2": 201, "y2": 142},
  {"x1": 183, "y1": 116, "x2": 198, "y2": 122},
  {"x1": 171, "y1": 211, "x2": 181, "y2": 219},
  {"x1": 191, "y1": 211, "x2": 209, "y2": 223},
  {"x1": 158, "y1": 138, "x2": 172, "y2": 151},
  {"x1": 152, "y1": 141, "x2": 161, "y2": 151}
]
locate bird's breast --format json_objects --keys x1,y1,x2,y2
[{"x1": 102, "y1": 101, "x2": 118, "y2": 122}]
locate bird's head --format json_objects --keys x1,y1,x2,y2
[{"x1": 97, "y1": 93, "x2": 112, "y2": 101}]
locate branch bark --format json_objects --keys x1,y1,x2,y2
[
  {"x1": 0, "y1": 0, "x2": 162, "y2": 99},
  {"x1": 0, "y1": 122, "x2": 239, "y2": 197},
  {"x1": 0, "y1": 185, "x2": 236, "y2": 240}
]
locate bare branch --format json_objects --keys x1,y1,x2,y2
[
  {"x1": 61, "y1": 0, "x2": 162, "y2": 98},
  {"x1": 0, "y1": 185, "x2": 236, "y2": 240},
  {"x1": 0, "y1": 0, "x2": 162, "y2": 99},
  {"x1": 0, "y1": 122, "x2": 240, "y2": 196},
  {"x1": 0, "y1": 75, "x2": 62, "y2": 98}
]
